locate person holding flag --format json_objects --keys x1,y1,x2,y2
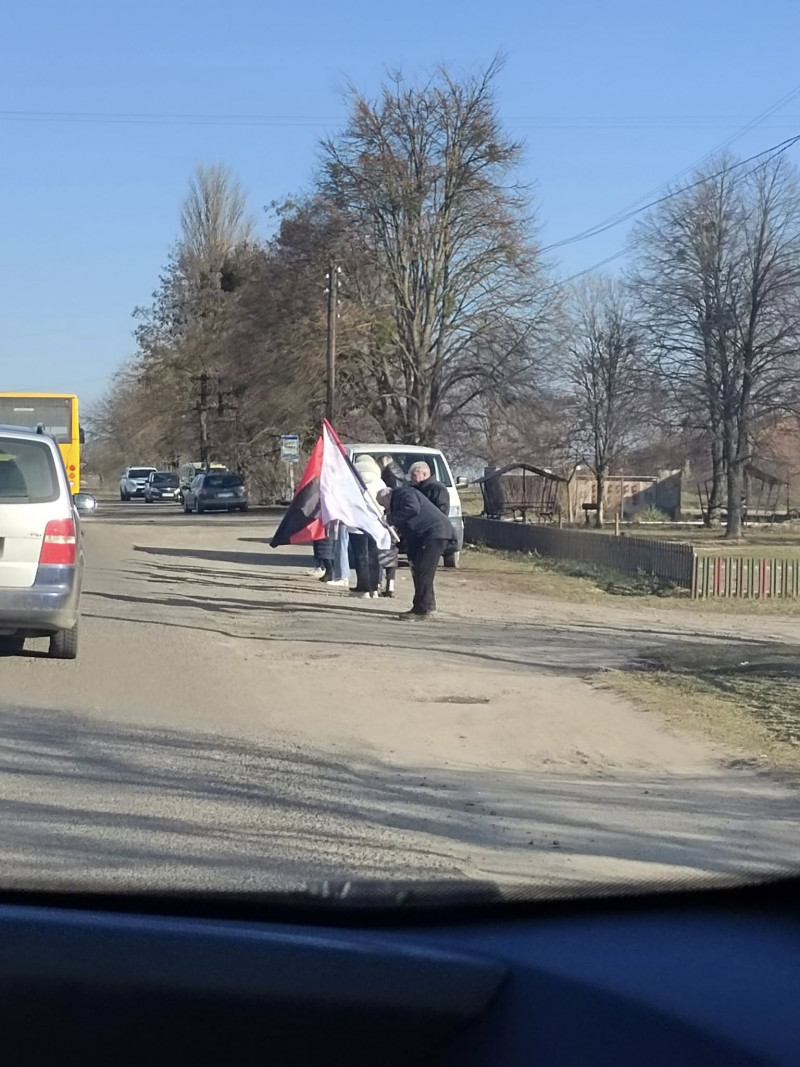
[{"x1": 270, "y1": 423, "x2": 391, "y2": 571}]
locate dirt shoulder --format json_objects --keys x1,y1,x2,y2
[{"x1": 460, "y1": 547, "x2": 800, "y2": 772}]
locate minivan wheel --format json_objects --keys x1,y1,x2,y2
[
  {"x1": 443, "y1": 550, "x2": 460, "y2": 569},
  {"x1": 49, "y1": 622, "x2": 78, "y2": 660}
]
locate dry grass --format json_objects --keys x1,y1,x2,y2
[
  {"x1": 605, "y1": 642, "x2": 800, "y2": 772},
  {"x1": 462, "y1": 544, "x2": 800, "y2": 615}
]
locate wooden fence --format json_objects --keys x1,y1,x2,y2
[
  {"x1": 693, "y1": 555, "x2": 800, "y2": 598},
  {"x1": 464, "y1": 516, "x2": 800, "y2": 599},
  {"x1": 463, "y1": 517, "x2": 695, "y2": 588}
]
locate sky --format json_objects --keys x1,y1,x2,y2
[{"x1": 2, "y1": 0, "x2": 800, "y2": 405}]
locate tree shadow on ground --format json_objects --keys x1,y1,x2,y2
[{"x1": 0, "y1": 704, "x2": 796, "y2": 893}]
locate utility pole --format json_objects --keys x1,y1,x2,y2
[{"x1": 325, "y1": 261, "x2": 339, "y2": 423}]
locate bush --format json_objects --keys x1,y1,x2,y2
[{"x1": 634, "y1": 505, "x2": 670, "y2": 523}]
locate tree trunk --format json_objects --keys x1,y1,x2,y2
[
  {"x1": 705, "y1": 433, "x2": 723, "y2": 527},
  {"x1": 725, "y1": 460, "x2": 744, "y2": 539},
  {"x1": 594, "y1": 469, "x2": 605, "y2": 529}
]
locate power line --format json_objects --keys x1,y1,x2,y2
[
  {"x1": 542, "y1": 83, "x2": 800, "y2": 250},
  {"x1": 5, "y1": 108, "x2": 800, "y2": 130},
  {"x1": 540, "y1": 133, "x2": 800, "y2": 254},
  {"x1": 549, "y1": 134, "x2": 800, "y2": 289}
]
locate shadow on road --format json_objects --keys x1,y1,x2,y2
[
  {"x1": 133, "y1": 545, "x2": 305, "y2": 568},
  {"x1": 0, "y1": 704, "x2": 795, "y2": 892}
]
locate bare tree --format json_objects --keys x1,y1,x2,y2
[
  {"x1": 631, "y1": 154, "x2": 800, "y2": 537},
  {"x1": 566, "y1": 277, "x2": 643, "y2": 527},
  {"x1": 320, "y1": 58, "x2": 553, "y2": 443},
  {"x1": 179, "y1": 163, "x2": 254, "y2": 282}
]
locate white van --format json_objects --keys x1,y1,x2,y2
[{"x1": 345, "y1": 443, "x2": 465, "y2": 567}]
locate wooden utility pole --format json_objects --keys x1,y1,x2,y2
[{"x1": 326, "y1": 261, "x2": 338, "y2": 423}]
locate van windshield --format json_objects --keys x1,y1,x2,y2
[{"x1": 352, "y1": 451, "x2": 452, "y2": 486}]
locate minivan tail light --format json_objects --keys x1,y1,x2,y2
[{"x1": 39, "y1": 518, "x2": 77, "y2": 565}]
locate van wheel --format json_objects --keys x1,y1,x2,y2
[
  {"x1": 49, "y1": 622, "x2": 78, "y2": 660},
  {"x1": 443, "y1": 550, "x2": 460, "y2": 569}
]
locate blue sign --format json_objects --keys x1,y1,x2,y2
[{"x1": 280, "y1": 434, "x2": 300, "y2": 463}]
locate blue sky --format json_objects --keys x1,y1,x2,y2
[{"x1": 2, "y1": 0, "x2": 799, "y2": 404}]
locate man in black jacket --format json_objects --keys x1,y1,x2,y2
[
  {"x1": 409, "y1": 461, "x2": 450, "y2": 516},
  {"x1": 378, "y1": 467, "x2": 453, "y2": 619}
]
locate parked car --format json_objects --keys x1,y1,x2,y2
[
  {"x1": 344, "y1": 443, "x2": 465, "y2": 567},
  {"x1": 183, "y1": 470, "x2": 248, "y2": 514},
  {"x1": 144, "y1": 470, "x2": 180, "y2": 503},
  {"x1": 120, "y1": 465, "x2": 157, "y2": 500},
  {"x1": 0, "y1": 426, "x2": 96, "y2": 659},
  {"x1": 178, "y1": 461, "x2": 227, "y2": 502}
]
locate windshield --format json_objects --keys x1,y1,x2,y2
[
  {"x1": 3, "y1": 11, "x2": 799, "y2": 911},
  {"x1": 354, "y1": 451, "x2": 453, "y2": 487}
]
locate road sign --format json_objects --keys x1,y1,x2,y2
[{"x1": 280, "y1": 434, "x2": 300, "y2": 463}]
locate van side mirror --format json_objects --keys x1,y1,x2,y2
[
  {"x1": 456, "y1": 476, "x2": 468, "y2": 488},
  {"x1": 73, "y1": 493, "x2": 97, "y2": 515}
]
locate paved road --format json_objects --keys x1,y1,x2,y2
[{"x1": 0, "y1": 500, "x2": 797, "y2": 895}]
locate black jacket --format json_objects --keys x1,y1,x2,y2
[
  {"x1": 388, "y1": 483, "x2": 454, "y2": 550},
  {"x1": 414, "y1": 477, "x2": 450, "y2": 516}
]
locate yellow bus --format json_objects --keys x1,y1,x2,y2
[{"x1": 0, "y1": 393, "x2": 83, "y2": 493}]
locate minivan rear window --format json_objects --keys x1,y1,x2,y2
[{"x1": 0, "y1": 438, "x2": 59, "y2": 504}]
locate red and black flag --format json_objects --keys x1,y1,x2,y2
[{"x1": 270, "y1": 421, "x2": 391, "y2": 550}]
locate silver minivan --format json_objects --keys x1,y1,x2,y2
[{"x1": 0, "y1": 426, "x2": 95, "y2": 659}]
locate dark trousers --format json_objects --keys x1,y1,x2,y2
[
  {"x1": 408, "y1": 538, "x2": 449, "y2": 614},
  {"x1": 349, "y1": 532, "x2": 380, "y2": 592}
]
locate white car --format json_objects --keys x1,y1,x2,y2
[
  {"x1": 344, "y1": 443, "x2": 465, "y2": 567},
  {"x1": 0, "y1": 425, "x2": 96, "y2": 659},
  {"x1": 120, "y1": 465, "x2": 157, "y2": 500}
]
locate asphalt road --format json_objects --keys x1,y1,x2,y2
[{"x1": 0, "y1": 499, "x2": 798, "y2": 896}]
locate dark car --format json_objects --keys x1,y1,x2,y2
[
  {"x1": 144, "y1": 470, "x2": 180, "y2": 503},
  {"x1": 183, "y1": 471, "x2": 248, "y2": 514}
]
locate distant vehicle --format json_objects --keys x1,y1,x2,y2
[
  {"x1": 0, "y1": 392, "x2": 84, "y2": 493},
  {"x1": 345, "y1": 443, "x2": 465, "y2": 567},
  {"x1": 183, "y1": 470, "x2": 248, "y2": 514},
  {"x1": 119, "y1": 466, "x2": 157, "y2": 500},
  {"x1": 144, "y1": 470, "x2": 180, "y2": 503},
  {"x1": 0, "y1": 426, "x2": 96, "y2": 659},
  {"x1": 178, "y1": 461, "x2": 227, "y2": 502}
]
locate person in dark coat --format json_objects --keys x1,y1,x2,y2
[
  {"x1": 409, "y1": 461, "x2": 450, "y2": 515},
  {"x1": 378, "y1": 466, "x2": 453, "y2": 619}
]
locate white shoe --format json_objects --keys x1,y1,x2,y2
[
  {"x1": 327, "y1": 579, "x2": 350, "y2": 588},
  {"x1": 349, "y1": 590, "x2": 371, "y2": 598},
  {"x1": 308, "y1": 567, "x2": 326, "y2": 578},
  {"x1": 370, "y1": 591, "x2": 380, "y2": 599}
]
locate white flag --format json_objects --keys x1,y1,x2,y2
[{"x1": 319, "y1": 422, "x2": 391, "y2": 550}]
